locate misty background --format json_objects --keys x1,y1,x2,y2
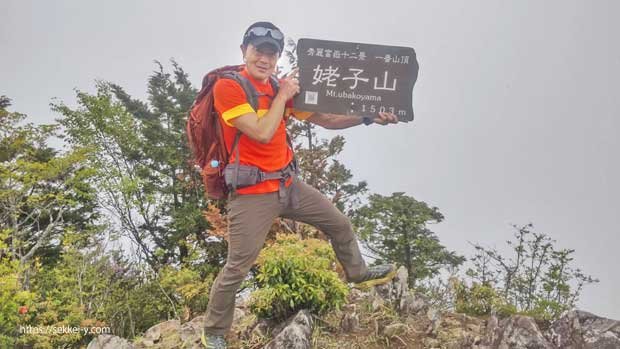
[{"x1": 2, "y1": 0, "x2": 618, "y2": 319}]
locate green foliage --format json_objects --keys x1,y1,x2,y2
[
  {"x1": 14, "y1": 242, "x2": 217, "y2": 346},
  {"x1": 353, "y1": 192, "x2": 464, "y2": 288},
  {"x1": 159, "y1": 265, "x2": 215, "y2": 318},
  {"x1": 0, "y1": 240, "x2": 35, "y2": 345},
  {"x1": 465, "y1": 224, "x2": 598, "y2": 321},
  {"x1": 454, "y1": 281, "x2": 516, "y2": 317},
  {"x1": 1, "y1": 97, "x2": 99, "y2": 268},
  {"x1": 0, "y1": 62, "x2": 246, "y2": 345},
  {"x1": 249, "y1": 234, "x2": 349, "y2": 321},
  {"x1": 11, "y1": 246, "x2": 105, "y2": 347},
  {"x1": 52, "y1": 61, "x2": 224, "y2": 270},
  {"x1": 1, "y1": 97, "x2": 101, "y2": 347}
]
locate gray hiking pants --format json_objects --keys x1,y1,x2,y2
[{"x1": 203, "y1": 177, "x2": 368, "y2": 335}]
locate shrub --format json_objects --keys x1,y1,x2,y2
[
  {"x1": 465, "y1": 224, "x2": 598, "y2": 321},
  {"x1": 0, "y1": 255, "x2": 36, "y2": 347},
  {"x1": 159, "y1": 265, "x2": 215, "y2": 319},
  {"x1": 454, "y1": 280, "x2": 516, "y2": 317},
  {"x1": 248, "y1": 234, "x2": 349, "y2": 321}
]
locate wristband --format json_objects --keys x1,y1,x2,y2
[{"x1": 362, "y1": 116, "x2": 374, "y2": 126}]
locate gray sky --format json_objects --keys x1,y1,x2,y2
[{"x1": 2, "y1": 0, "x2": 619, "y2": 319}]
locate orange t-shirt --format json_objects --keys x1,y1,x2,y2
[{"x1": 213, "y1": 68, "x2": 312, "y2": 195}]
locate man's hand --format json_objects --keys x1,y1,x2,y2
[
  {"x1": 372, "y1": 112, "x2": 399, "y2": 125},
  {"x1": 277, "y1": 68, "x2": 300, "y2": 101},
  {"x1": 231, "y1": 69, "x2": 299, "y2": 144}
]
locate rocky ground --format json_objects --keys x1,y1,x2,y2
[{"x1": 86, "y1": 267, "x2": 620, "y2": 349}]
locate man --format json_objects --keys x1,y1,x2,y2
[{"x1": 202, "y1": 21, "x2": 400, "y2": 348}]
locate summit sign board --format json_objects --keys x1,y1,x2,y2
[{"x1": 293, "y1": 38, "x2": 419, "y2": 122}]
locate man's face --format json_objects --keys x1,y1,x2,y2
[{"x1": 243, "y1": 44, "x2": 279, "y2": 82}]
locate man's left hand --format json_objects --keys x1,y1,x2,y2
[{"x1": 373, "y1": 112, "x2": 399, "y2": 125}]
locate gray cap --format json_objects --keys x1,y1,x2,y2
[
  {"x1": 242, "y1": 21, "x2": 284, "y2": 53},
  {"x1": 249, "y1": 36, "x2": 282, "y2": 52}
]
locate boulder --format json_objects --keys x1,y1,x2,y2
[
  {"x1": 179, "y1": 316, "x2": 205, "y2": 343},
  {"x1": 233, "y1": 307, "x2": 246, "y2": 324},
  {"x1": 373, "y1": 266, "x2": 408, "y2": 305},
  {"x1": 392, "y1": 266, "x2": 409, "y2": 300},
  {"x1": 264, "y1": 310, "x2": 313, "y2": 349},
  {"x1": 87, "y1": 334, "x2": 134, "y2": 349},
  {"x1": 399, "y1": 290, "x2": 429, "y2": 316},
  {"x1": 484, "y1": 315, "x2": 554, "y2": 348},
  {"x1": 548, "y1": 310, "x2": 620, "y2": 348},
  {"x1": 250, "y1": 319, "x2": 271, "y2": 339},
  {"x1": 430, "y1": 313, "x2": 484, "y2": 349},
  {"x1": 133, "y1": 319, "x2": 199, "y2": 348},
  {"x1": 143, "y1": 319, "x2": 180, "y2": 343},
  {"x1": 347, "y1": 288, "x2": 370, "y2": 303}
]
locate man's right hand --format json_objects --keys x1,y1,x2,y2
[
  {"x1": 277, "y1": 68, "x2": 300, "y2": 100},
  {"x1": 232, "y1": 68, "x2": 299, "y2": 144}
]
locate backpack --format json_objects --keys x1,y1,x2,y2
[{"x1": 186, "y1": 64, "x2": 280, "y2": 200}]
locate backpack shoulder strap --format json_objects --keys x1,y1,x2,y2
[
  {"x1": 222, "y1": 71, "x2": 260, "y2": 112},
  {"x1": 216, "y1": 71, "x2": 257, "y2": 195},
  {"x1": 269, "y1": 76, "x2": 296, "y2": 165},
  {"x1": 221, "y1": 72, "x2": 280, "y2": 111},
  {"x1": 218, "y1": 73, "x2": 294, "y2": 175},
  {"x1": 268, "y1": 76, "x2": 279, "y2": 96}
]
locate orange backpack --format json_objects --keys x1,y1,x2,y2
[{"x1": 186, "y1": 65, "x2": 279, "y2": 200}]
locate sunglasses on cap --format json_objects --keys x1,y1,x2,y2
[{"x1": 244, "y1": 27, "x2": 284, "y2": 41}]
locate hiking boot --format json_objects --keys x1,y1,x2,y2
[
  {"x1": 201, "y1": 331, "x2": 227, "y2": 349},
  {"x1": 352, "y1": 264, "x2": 398, "y2": 290}
]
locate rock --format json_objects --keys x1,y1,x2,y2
[
  {"x1": 483, "y1": 314, "x2": 499, "y2": 345},
  {"x1": 138, "y1": 339, "x2": 154, "y2": 347},
  {"x1": 431, "y1": 313, "x2": 485, "y2": 349},
  {"x1": 374, "y1": 282, "x2": 392, "y2": 302},
  {"x1": 373, "y1": 266, "x2": 408, "y2": 305},
  {"x1": 133, "y1": 319, "x2": 188, "y2": 348},
  {"x1": 143, "y1": 320, "x2": 180, "y2": 344},
  {"x1": 399, "y1": 290, "x2": 429, "y2": 316},
  {"x1": 251, "y1": 319, "x2": 271, "y2": 338},
  {"x1": 271, "y1": 319, "x2": 287, "y2": 337},
  {"x1": 264, "y1": 310, "x2": 313, "y2": 349},
  {"x1": 340, "y1": 311, "x2": 360, "y2": 333},
  {"x1": 426, "y1": 307, "x2": 441, "y2": 335},
  {"x1": 371, "y1": 296, "x2": 385, "y2": 312},
  {"x1": 548, "y1": 310, "x2": 620, "y2": 348},
  {"x1": 179, "y1": 316, "x2": 205, "y2": 343},
  {"x1": 87, "y1": 334, "x2": 134, "y2": 349},
  {"x1": 485, "y1": 315, "x2": 554, "y2": 348},
  {"x1": 347, "y1": 288, "x2": 369, "y2": 302},
  {"x1": 372, "y1": 266, "x2": 431, "y2": 317},
  {"x1": 393, "y1": 266, "x2": 409, "y2": 297},
  {"x1": 233, "y1": 307, "x2": 246, "y2": 324},
  {"x1": 383, "y1": 322, "x2": 408, "y2": 337}
]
